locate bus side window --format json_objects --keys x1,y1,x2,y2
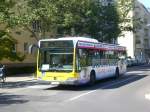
[
  {"x1": 76, "y1": 49, "x2": 87, "y2": 71},
  {"x1": 76, "y1": 49, "x2": 81, "y2": 72},
  {"x1": 78, "y1": 49, "x2": 89, "y2": 67},
  {"x1": 99, "y1": 51, "x2": 105, "y2": 65},
  {"x1": 91, "y1": 51, "x2": 100, "y2": 67}
]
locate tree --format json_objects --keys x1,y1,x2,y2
[
  {"x1": 0, "y1": 30, "x2": 24, "y2": 61},
  {"x1": 98, "y1": 4, "x2": 120, "y2": 42},
  {"x1": 27, "y1": 0, "x2": 133, "y2": 42},
  {"x1": 117, "y1": 0, "x2": 134, "y2": 33},
  {"x1": 0, "y1": 0, "x2": 24, "y2": 61},
  {"x1": 23, "y1": 0, "x2": 102, "y2": 39},
  {"x1": 0, "y1": 0, "x2": 135, "y2": 52}
]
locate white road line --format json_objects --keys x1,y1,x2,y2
[
  {"x1": 68, "y1": 90, "x2": 97, "y2": 101},
  {"x1": 67, "y1": 75, "x2": 139, "y2": 102},
  {"x1": 145, "y1": 93, "x2": 150, "y2": 100}
]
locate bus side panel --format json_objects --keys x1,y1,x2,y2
[
  {"x1": 94, "y1": 65, "x2": 116, "y2": 80},
  {"x1": 118, "y1": 59, "x2": 127, "y2": 75},
  {"x1": 78, "y1": 66, "x2": 92, "y2": 84},
  {"x1": 77, "y1": 65, "x2": 117, "y2": 84}
]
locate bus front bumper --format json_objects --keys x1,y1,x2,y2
[{"x1": 37, "y1": 77, "x2": 89, "y2": 85}]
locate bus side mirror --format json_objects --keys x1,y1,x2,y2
[{"x1": 28, "y1": 44, "x2": 39, "y2": 54}]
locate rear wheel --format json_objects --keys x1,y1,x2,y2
[
  {"x1": 115, "y1": 67, "x2": 120, "y2": 78},
  {"x1": 89, "y1": 71, "x2": 96, "y2": 86}
]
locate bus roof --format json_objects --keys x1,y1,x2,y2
[
  {"x1": 58, "y1": 37, "x2": 98, "y2": 43},
  {"x1": 39, "y1": 37, "x2": 98, "y2": 43},
  {"x1": 39, "y1": 37, "x2": 126, "y2": 51}
]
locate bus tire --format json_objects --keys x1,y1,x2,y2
[
  {"x1": 89, "y1": 70, "x2": 96, "y2": 86},
  {"x1": 115, "y1": 67, "x2": 120, "y2": 78}
]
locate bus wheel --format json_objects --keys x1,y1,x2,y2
[
  {"x1": 89, "y1": 71, "x2": 96, "y2": 86},
  {"x1": 115, "y1": 67, "x2": 120, "y2": 78}
]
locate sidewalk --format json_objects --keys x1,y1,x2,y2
[
  {"x1": 0, "y1": 74, "x2": 37, "y2": 92},
  {"x1": 5, "y1": 74, "x2": 36, "y2": 83}
]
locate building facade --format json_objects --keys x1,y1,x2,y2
[{"x1": 118, "y1": 0, "x2": 150, "y2": 63}]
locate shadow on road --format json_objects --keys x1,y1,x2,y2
[
  {"x1": 0, "y1": 93, "x2": 28, "y2": 106},
  {"x1": 0, "y1": 81, "x2": 50, "y2": 89},
  {"x1": 45, "y1": 74, "x2": 147, "y2": 91}
]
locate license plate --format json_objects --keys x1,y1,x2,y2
[{"x1": 51, "y1": 82, "x2": 60, "y2": 85}]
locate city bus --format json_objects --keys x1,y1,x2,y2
[{"x1": 36, "y1": 37, "x2": 126, "y2": 85}]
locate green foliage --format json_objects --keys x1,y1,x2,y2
[
  {"x1": 0, "y1": 30, "x2": 25, "y2": 61},
  {"x1": 25, "y1": 0, "x2": 100, "y2": 36},
  {"x1": 23, "y1": 0, "x2": 104, "y2": 40},
  {"x1": 0, "y1": 0, "x2": 16, "y2": 26},
  {"x1": 0, "y1": 0, "x2": 26, "y2": 61},
  {"x1": 117, "y1": 0, "x2": 134, "y2": 32},
  {"x1": 98, "y1": 5, "x2": 121, "y2": 42},
  {"x1": 0, "y1": 0, "x2": 134, "y2": 45},
  {"x1": 23, "y1": 0, "x2": 133, "y2": 42}
]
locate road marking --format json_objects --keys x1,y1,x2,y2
[
  {"x1": 67, "y1": 75, "x2": 139, "y2": 102},
  {"x1": 68, "y1": 90, "x2": 97, "y2": 101},
  {"x1": 127, "y1": 71, "x2": 143, "y2": 74},
  {"x1": 145, "y1": 93, "x2": 150, "y2": 100}
]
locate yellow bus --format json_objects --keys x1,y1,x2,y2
[{"x1": 36, "y1": 37, "x2": 126, "y2": 85}]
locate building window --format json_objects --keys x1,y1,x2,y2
[
  {"x1": 32, "y1": 20, "x2": 41, "y2": 32},
  {"x1": 144, "y1": 28, "x2": 149, "y2": 37},
  {"x1": 136, "y1": 40, "x2": 141, "y2": 44},
  {"x1": 12, "y1": 44, "x2": 17, "y2": 53},
  {"x1": 24, "y1": 42, "x2": 28, "y2": 52},
  {"x1": 144, "y1": 17, "x2": 148, "y2": 24},
  {"x1": 144, "y1": 39, "x2": 149, "y2": 48}
]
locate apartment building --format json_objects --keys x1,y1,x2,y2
[{"x1": 118, "y1": 0, "x2": 150, "y2": 62}]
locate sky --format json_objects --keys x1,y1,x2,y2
[{"x1": 138, "y1": 0, "x2": 150, "y2": 8}]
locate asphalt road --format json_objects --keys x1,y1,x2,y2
[{"x1": 1, "y1": 65, "x2": 150, "y2": 112}]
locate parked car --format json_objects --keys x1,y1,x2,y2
[
  {"x1": 130, "y1": 58, "x2": 138, "y2": 66},
  {"x1": 126, "y1": 58, "x2": 132, "y2": 67}
]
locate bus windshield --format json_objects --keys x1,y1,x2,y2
[{"x1": 38, "y1": 40, "x2": 74, "y2": 72}]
